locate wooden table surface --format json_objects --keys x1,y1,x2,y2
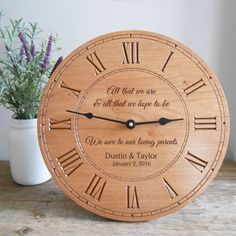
[{"x1": 0, "y1": 161, "x2": 235, "y2": 236}]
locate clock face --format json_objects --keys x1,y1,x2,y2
[{"x1": 38, "y1": 31, "x2": 229, "y2": 221}]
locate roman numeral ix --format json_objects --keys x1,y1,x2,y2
[
  {"x1": 185, "y1": 151, "x2": 208, "y2": 173},
  {"x1": 86, "y1": 51, "x2": 106, "y2": 75},
  {"x1": 126, "y1": 186, "x2": 140, "y2": 209},
  {"x1": 194, "y1": 117, "x2": 217, "y2": 130},
  {"x1": 122, "y1": 42, "x2": 139, "y2": 64},
  {"x1": 60, "y1": 81, "x2": 81, "y2": 97},
  {"x1": 57, "y1": 148, "x2": 83, "y2": 177},
  {"x1": 85, "y1": 174, "x2": 107, "y2": 201},
  {"x1": 49, "y1": 118, "x2": 71, "y2": 130}
]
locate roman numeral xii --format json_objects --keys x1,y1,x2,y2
[{"x1": 122, "y1": 42, "x2": 139, "y2": 64}]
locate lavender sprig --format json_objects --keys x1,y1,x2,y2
[
  {"x1": 18, "y1": 46, "x2": 24, "y2": 63},
  {"x1": 0, "y1": 13, "x2": 61, "y2": 119},
  {"x1": 40, "y1": 34, "x2": 53, "y2": 74},
  {"x1": 30, "y1": 44, "x2": 36, "y2": 58},
  {"x1": 50, "y1": 56, "x2": 63, "y2": 77},
  {"x1": 18, "y1": 31, "x2": 31, "y2": 62},
  {"x1": 19, "y1": 46, "x2": 24, "y2": 57}
]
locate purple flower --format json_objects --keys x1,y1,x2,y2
[
  {"x1": 19, "y1": 46, "x2": 24, "y2": 56},
  {"x1": 50, "y1": 56, "x2": 63, "y2": 77},
  {"x1": 18, "y1": 31, "x2": 31, "y2": 62},
  {"x1": 18, "y1": 46, "x2": 24, "y2": 63},
  {"x1": 40, "y1": 34, "x2": 53, "y2": 74},
  {"x1": 30, "y1": 44, "x2": 36, "y2": 58}
]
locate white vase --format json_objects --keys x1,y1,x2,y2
[{"x1": 9, "y1": 118, "x2": 51, "y2": 185}]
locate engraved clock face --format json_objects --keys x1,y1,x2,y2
[{"x1": 38, "y1": 31, "x2": 229, "y2": 221}]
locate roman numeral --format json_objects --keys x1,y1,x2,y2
[
  {"x1": 57, "y1": 148, "x2": 83, "y2": 177},
  {"x1": 85, "y1": 174, "x2": 106, "y2": 201},
  {"x1": 126, "y1": 186, "x2": 140, "y2": 209},
  {"x1": 122, "y1": 42, "x2": 139, "y2": 64},
  {"x1": 161, "y1": 51, "x2": 174, "y2": 72},
  {"x1": 49, "y1": 118, "x2": 71, "y2": 130},
  {"x1": 185, "y1": 151, "x2": 208, "y2": 173},
  {"x1": 60, "y1": 81, "x2": 81, "y2": 97},
  {"x1": 183, "y1": 78, "x2": 206, "y2": 96},
  {"x1": 86, "y1": 51, "x2": 106, "y2": 75},
  {"x1": 194, "y1": 117, "x2": 217, "y2": 130},
  {"x1": 163, "y1": 178, "x2": 178, "y2": 200}
]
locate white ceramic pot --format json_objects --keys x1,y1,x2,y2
[{"x1": 9, "y1": 118, "x2": 51, "y2": 185}]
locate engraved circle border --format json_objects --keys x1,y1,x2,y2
[{"x1": 74, "y1": 67, "x2": 189, "y2": 182}]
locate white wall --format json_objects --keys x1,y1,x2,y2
[{"x1": 0, "y1": 0, "x2": 235, "y2": 160}]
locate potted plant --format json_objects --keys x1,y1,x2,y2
[{"x1": 0, "y1": 13, "x2": 62, "y2": 185}]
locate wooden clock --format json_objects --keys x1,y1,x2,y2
[{"x1": 38, "y1": 31, "x2": 229, "y2": 221}]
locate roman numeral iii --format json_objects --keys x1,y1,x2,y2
[
  {"x1": 86, "y1": 51, "x2": 106, "y2": 75},
  {"x1": 85, "y1": 174, "x2": 107, "y2": 201},
  {"x1": 185, "y1": 151, "x2": 208, "y2": 173},
  {"x1": 60, "y1": 81, "x2": 81, "y2": 97},
  {"x1": 57, "y1": 148, "x2": 83, "y2": 177},
  {"x1": 163, "y1": 178, "x2": 178, "y2": 200},
  {"x1": 122, "y1": 42, "x2": 139, "y2": 64},
  {"x1": 183, "y1": 78, "x2": 206, "y2": 96},
  {"x1": 194, "y1": 117, "x2": 217, "y2": 130},
  {"x1": 126, "y1": 186, "x2": 140, "y2": 209},
  {"x1": 49, "y1": 118, "x2": 71, "y2": 130}
]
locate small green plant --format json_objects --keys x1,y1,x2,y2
[{"x1": 0, "y1": 12, "x2": 62, "y2": 119}]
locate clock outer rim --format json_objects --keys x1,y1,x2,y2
[{"x1": 37, "y1": 30, "x2": 230, "y2": 222}]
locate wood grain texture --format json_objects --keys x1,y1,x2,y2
[
  {"x1": 0, "y1": 161, "x2": 235, "y2": 236},
  {"x1": 37, "y1": 31, "x2": 230, "y2": 221}
]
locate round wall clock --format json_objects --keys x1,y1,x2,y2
[{"x1": 38, "y1": 31, "x2": 229, "y2": 221}]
